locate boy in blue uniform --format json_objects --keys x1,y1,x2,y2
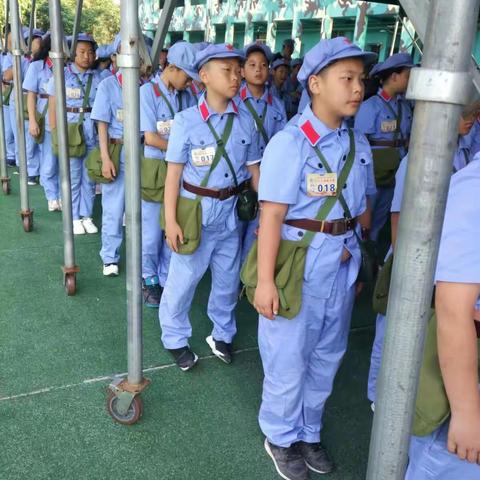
[
  {"x1": 354, "y1": 53, "x2": 414, "y2": 242},
  {"x1": 139, "y1": 41, "x2": 198, "y2": 306},
  {"x1": 238, "y1": 41, "x2": 287, "y2": 262},
  {"x1": 368, "y1": 104, "x2": 480, "y2": 408},
  {"x1": 23, "y1": 34, "x2": 59, "y2": 211},
  {"x1": 91, "y1": 41, "x2": 153, "y2": 276},
  {"x1": 47, "y1": 33, "x2": 102, "y2": 235},
  {"x1": 405, "y1": 160, "x2": 480, "y2": 479},
  {"x1": 270, "y1": 58, "x2": 290, "y2": 105},
  {"x1": 159, "y1": 43, "x2": 261, "y2": 370},
  {"x1": 253, "y1": 38, "x2": 376, "y2": 480},
  {"x1": 3, "y1": 28, "x2": 43, "y2": 184}
]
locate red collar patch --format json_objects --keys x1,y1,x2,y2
[
  {"x1": 199, "y1": 100, "x2": 210, "y2": 121},
  {"x1": 300, "y1": 120, "x2": 321, "y2": 145},
  {"x1": 267, "y1": 92, "x2": 273, "y2": 105},
  {"x1": 240, "y1": 85, "x2": 248, "y2": 101},
  {"x1": 379, "y1": 89, "x2": 392, "y2": 101},
  {"x1": 231, "y1": 100, "x2": 239, "y2": 113},
  {"x1": 45, "y1": 57, "x2": 53, "y2": 69},
  {"x1": 116, "y1": 73, "x2": 123, "y2": 87}
]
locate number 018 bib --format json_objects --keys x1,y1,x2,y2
[{"x1": 306, "y1": 173, "x2": 337, "y2": 197}]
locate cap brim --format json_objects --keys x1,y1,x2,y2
[
  {"x1": 180, "y1": 66, "x2": 200, "y2": 82},
  {"x1": 324, "y1": 50, "x2": 378, "y2": 71},
  {"x1": 197, "y1": 52, "x2": 245, "y2": 70}
]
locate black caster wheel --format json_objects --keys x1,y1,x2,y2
[
  {"x1": 22, "y1": 213, "x2": 33, "y2": 232},
  {"x1": 64, "y1": 272, "x2": 76, "y2": 296},
  {"x1": 106, "y1": 391, "x2": 143, "y2": 425}
]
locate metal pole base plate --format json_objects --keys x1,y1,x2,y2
[
  {"x1": 106, "y1": 377, "x2": 150, "y2": 425},
  {"x1": 1, "y1": 177, "x2": 11, "y2": 195},
  {"x1": 20, "y1": 209, "x2": 34, "y2": 232}
]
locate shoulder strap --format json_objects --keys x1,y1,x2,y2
[
  {"x1": 78, "y1": 74, "x2": 93, "y2": 123},
  {"x1": 301, "y1": 129, "x2": 356, "y2": 246},
  {"x1": 197, "y1": 114, "x2": 235, "y2": 192},
  {"x1": 205, "y1": 116, "x2": 239, "y2": 187},
  {"x1": 152, "y1": 82, "x2": 175, "y2": 118},
  {"x1": 244, "y1": 98, "x2": 269, "y2": 144}
]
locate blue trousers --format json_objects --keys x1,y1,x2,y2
[
  {"x1": 3, "y1": 105, "x2": 15, "y2": 161},
  {"x1": 367, "y1": 313, "x2": 386, "y2": 403},
  {"x1": 370, "y1": 186, "x2": 395, "y2": 242},
  {"x1": 9, "y1": 105, "x2": 40, "y2": 176},
  {"x1": 406, "y1": 420, "x2": 480, "y2": 479},
  {"x1": 159, "y1": 223, "x2": 241, "y2": 350},
  {"x1": 258, "y1": 262, "x2": 356, "y2": 447},
  {"x1": 100, "y1": 153, "x2": 125, "y2": 265},
  {"x1": 39, "y1": 131, "x2": 60, "y2": 201},
  {"x1": 70, "y1": 147, "x2": 95, "y2": 220},
  {"x1": 141, "y1": 200, "x2": 171, "y2": 286}
]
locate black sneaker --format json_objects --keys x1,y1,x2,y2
[
  {"x1": 168, "y1": 346, "x2": 198, "y2": 371},
  {"x1": 142, "y1": 278, "x2": 163, "y2": 308},
  {"x1": 27, "y1": 176, "x2": 38, "y2": 186},
  {"x1": 264, "y1": 439, "x2": 308, "y2": 480},
  {"x1": 6, "y1": 159, "x2": 15, "y2": 167},
  {"x1": 298, "y1": 441, "x2": 334, "y2": 474},
  {"x1": 206, "y1": 335, "x2": 232, "y2": 364}
]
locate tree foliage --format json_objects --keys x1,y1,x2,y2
[{"x1": 0, "y1": 0, "x2": 120, "y2": 45}]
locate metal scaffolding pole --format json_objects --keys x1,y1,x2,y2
[
  {"x1": 150, "y1": 0, "x2": 176, "y2": 71},
  {"x1": 106, "y1": 0, "x2": 148, "y2": 425},
  {"x1": 366, "y1": 0, "x2": 480, "y2": 479},
  {"x1": 10, "y1": 0, "x2": 33, "y2": 231},
  {"x1": 69, "y1": 0, "x2": 83, "y2": 62},
  {"x1": 49, "y1": 0, "x2": 79, "y2": 296},
  {"x1": 27, "y1": 0, "x2": 36, "y2": 54},
  {"x1": 0, "y1": 44, "x2": 9, "y2": 195}
]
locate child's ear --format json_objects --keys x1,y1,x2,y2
[
  {"x1": 308, "y1": 74, "x2": 321, "y2": 96},
  {"x1": 199, "y1": 66, "x2": 208, "y2": 85}
]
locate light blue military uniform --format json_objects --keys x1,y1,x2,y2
[
  {"x1": 4, "y1": 51, "x2": 39, "y2": 176},
  {"x1": 405, "y1": 160, "x2": 480, "y2": 480},
  {"x1": 46, "y1": 34, "x2": 102, "y2": 220},
  {"x1": 258, "y1": 38, "x2": 377, "y2": 447},
  {"x1": 368, "y1": 134, "x2": 473, "y2": 403},
  {"x1": 158, "y1": 43, "x2": 261, "y2": 350},
  {"x1": 140, "y1": 41, "x2": 198, "y2": 289},
  {"x1": 269, "y1": 58, "x2": 290, "y2": 108},
  {"x1": 355, "y1": 53, "x2": 414, "y2": 242},
  {"x1": 22, "y1": 57, "x2": 56, "y2": 200},
  {"x1": 1, "y1": 53, "x2": 15, "y2": 163},
  {"x1": 91, "y1": 71, "x2": 126, "y2": 265}
]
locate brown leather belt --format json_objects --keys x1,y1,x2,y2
[
  {"x1": 109, "y1": 138, "x2": 123, "y2": 145},
  {"x1": 369, "y1": 139, "x2": 409, "y2": 148},
  {"x1": 66, "y1": 107, "x2": 92, "y2": 113},
  {"x1": 38, "y1": 93, "x2": 49, "y2": 99},
  {"x1": 285, "y1": 217, "x2": 357, "y2": 235},
  {"x1": 183, "y1": 179, "x2": 249, "y2": 201}
]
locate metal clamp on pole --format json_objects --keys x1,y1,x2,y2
[
  {"x1": 9, "y1": 0, "x2": 33, "y2": 232},
  {"x1": 106, "y1": 0, "x2": 149, "y2": 426},
  {"x1": 407, "y1": 68, "x2": 473, "y2": 105},
  {"x1": 49, "y1": 0, "x2": 80, "y2": 296}
]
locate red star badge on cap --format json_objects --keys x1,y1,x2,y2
[{"x1": 226, "y1": 44, "x2": 234, "y2": 51}]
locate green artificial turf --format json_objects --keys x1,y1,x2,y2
[{"x1": 0, "y1": 172, "x2": 377, "y2": 480}]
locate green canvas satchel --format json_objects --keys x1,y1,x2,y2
[
  {"x1": 241, "y1": 129, "x2": 357, "y2": 319},
  {"x1": 141, "y1": 157, "x2": 167, "y2": 203},
  {"x1": 86, "y1": 142, "x2": 123, "y2": 183},
  {"x1": 160, "y1": 114, "x2": 235, "y2": 255}
]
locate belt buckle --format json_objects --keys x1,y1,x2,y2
[
  {"x1": 218, "y1": 187, "x2": 229, "y2": 201},
  {"x1": 331, "y1": 221, "x2": 344, "y2": 236}
]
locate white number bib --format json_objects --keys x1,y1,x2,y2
[
  {"x1": 157, "y1": 120, "x2": 172, "y2": 136},
  {"x1": 192, "y1": 146, "x2": 216, "y2": 167},
  {"x1": 66, "y1": 87, "x2": 81, "y2": 99},
  {"x1": 380, "y1": 119, "x2": 397, "y2": 133},
  {"x1": 116, "y1": 109, "x2": 124, "y2": 122},
  {"x1": 306, "y1": 173, "x2": 337, "y2": 197}
]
